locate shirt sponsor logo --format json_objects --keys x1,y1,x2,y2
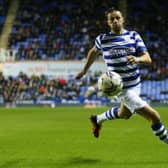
[{"x1": 109, "y1": 47, "x2": 135, "y2": 56}]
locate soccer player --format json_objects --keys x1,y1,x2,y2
[{"x1": 75, "y1": 7, "x2": 168, "y2": 144}]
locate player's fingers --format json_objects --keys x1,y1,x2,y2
[{"x1": 127, "y1": 56, "x2": 135, "y2": 64}]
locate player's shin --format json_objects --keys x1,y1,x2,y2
[{"x1": 97, "y1": 106, "x2": 120, "y2": 124}]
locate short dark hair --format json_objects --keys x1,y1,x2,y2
[{"x1": 105, "y1": 7, "x2": 120, "y2": 17}]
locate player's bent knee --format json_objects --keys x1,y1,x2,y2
[
  {"x1": 118, "y1": 105, "x2": 132, "y2": 119},
  {"x1": 119, "y1": 111, "x2": 132, "y2": 119}
]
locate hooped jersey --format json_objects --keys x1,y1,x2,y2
[{"x1": 95, "y1": 29, "x2": 147, "y2": 89}]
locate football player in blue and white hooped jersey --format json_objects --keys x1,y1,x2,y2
[{"x1": 76, "y1": 7, "x2": 168, "y2": 144}]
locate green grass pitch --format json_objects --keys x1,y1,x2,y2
[{"x1": 0, "y1": 106, "x2": 168, "y2": 168}]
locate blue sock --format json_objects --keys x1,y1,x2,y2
[
  {"x1": 97, "y1": 106, "x2": 119, "y2": 124},
  {"x1": 151, "y1": 122, "x2": 168, "y2": 144},
  {"x1": 105, "y1": 106, "x2": 119, "y2": 120}
]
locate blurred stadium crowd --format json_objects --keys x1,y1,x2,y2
[
  {"x1": 0, "y1": 0, "x2": 168, "y2": 106},
  {"x1": 0, "y1": 71, "x2": 168, "y2": 107},
  {"x1": 0, "y1": 0, "x2": 9, "y2": 32}
]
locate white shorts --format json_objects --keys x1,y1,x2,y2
[{"x1": 117, "y1": 84, "x2": 148, "y2": 113}]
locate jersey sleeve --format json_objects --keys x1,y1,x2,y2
[
  {"x1": 95, "y1": 34, "x2": 103, "y2": 51},
  {"x1": 134, "y1": 31, "x2": 148, "y2": 55}
]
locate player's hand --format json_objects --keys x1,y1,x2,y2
[
  {"x1": 75, "y1": 70, "x2": 86, "y2": 80},
  {"x1": 127, "y1": 56, "x2": 139, "y2": 64}
]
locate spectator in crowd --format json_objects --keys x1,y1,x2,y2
[{"x1": 4, "y1": 0, "x2": 167, "y2": 79}]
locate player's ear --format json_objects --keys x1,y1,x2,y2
[{"x1": 106, "y1": 18, "x2": 111, "y2": 27}]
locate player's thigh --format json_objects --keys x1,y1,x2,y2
[
  {"x1": 118, "y1": 85, "x2": 147, "y2": 114},
  {"x1": 118, "y1": 103, "x2": 132, "y2": 119},
  {"x1": 136, "y1": 105, "x2": 160, "y2": 124}
]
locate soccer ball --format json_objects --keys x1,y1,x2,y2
[{"x1": 98, "y1": 71, "x2": 123, "y2": 97}]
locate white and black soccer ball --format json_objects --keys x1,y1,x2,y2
[{"x1": 98, "y1": 71, "x2": 123, "y2": 97}]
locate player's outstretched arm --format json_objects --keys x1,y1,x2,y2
[{"x1": 75, "y1": 46, "x2": 100, "y2": 79}]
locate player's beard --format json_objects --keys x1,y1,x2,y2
[{"x1": 112, "y1": 24, "x2": 122, "y2": 34}]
